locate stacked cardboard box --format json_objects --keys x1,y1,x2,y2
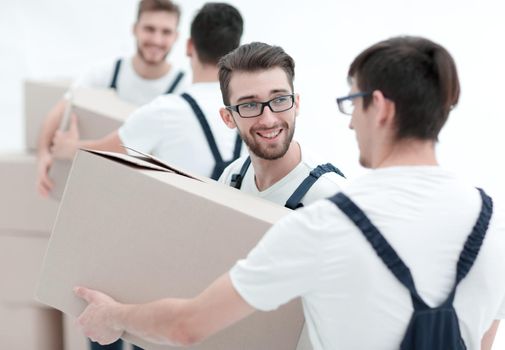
[
  {"x1": 0, "y1": 80, "x2": 136, "y2": 350},
  {"x1": 36, "y1": 150, "x2": 306, "y2": 350}
]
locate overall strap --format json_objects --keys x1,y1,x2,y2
[
  {"x1": 330, "y1": 192, "x2": 428, "y2": 308},
  {"x1": 285, "y1": 163, "x2": 345, "y2": 210},
  {"x1": 455, "y1": 188, "x2": 493, "y2": 285},
  {"x1": 109, "y1": 59, "x2": 122, "y2": 90},
  {"x1": 232, "y1": 134, "x2": 243, "y2": 160},
  {"x1": 165, "y1": 71, "x2": 185, "y2": 94},
  {"x1": 330, "y1": 189, "x2": 493, "y2": 309},
  {"x1": 230, "y1": 156, "x2": 251, "y2": 189},
  {"x1": 441, "y1": 188, "x2": 494, "y2": 306},
  {"x1": 180, "y1": 93, "x2": 223, "y2": 164}
]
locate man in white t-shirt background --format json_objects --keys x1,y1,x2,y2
[
  {"x1": 72, "y1": 37, "x2": 505, "y2": 350},
  {"x1": 217, "y1": 42, "x2": 345, "y2": 208},
  {"x1": 36, "y1": 0, "x2": 188, "y2": 197},
  {"x1": 50, "y1": 2, "x2": 244, "y2": 180}
]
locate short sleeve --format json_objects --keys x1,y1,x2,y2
[
  {"x1": 230, "y1": 205, "x2": 325, "y2": 311},
  {"x1": 118, "y1": 95, "x2": 181, "y2": 154},
  {"x1": 497, "y1": 296, "x2": 505, "y2": 319},
  {"x1": 71, "y1": 60, "x2": 115, "y2": 89}
]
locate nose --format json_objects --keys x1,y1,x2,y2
[
  {"x1": 151, "y1": 30, "x2": 164, "y2": 46},
  {"x1": 348, "y1": 116, "x2": 354, "y2": 130},
  {"x1": 257, "y1": 105, "x2": 279, "y2": 126}
]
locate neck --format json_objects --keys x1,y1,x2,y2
[
  {"x1": 375, "y1": 138, "x2": 438, "y2": 168},
  {"x1": 190, "y1": 58, "x2": 219, "y2": 83},
  {"x1": 132, "y1": 55, "x2": 171, "y2": 79},
  {"x1": 250, "y1": 141, "x2": 302, "y2": 191}
]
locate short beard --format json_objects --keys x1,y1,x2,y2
[
  {"x1": 238, "y1": 119, "x2": 295, "y2": 160},
  {"x1": 137, "y1": 45, "x2": 169, "y2": 66}
]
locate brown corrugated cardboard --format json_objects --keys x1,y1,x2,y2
[
  {"x1": 37, "y1": 150, "x2": 305, "y2": 350},
  {"x1": 0, "y1": 153, "x2": 58, "y2": 234},
  {"x1": 0, "y1": 303, "x2": 63, "y2": 350},
  {"x1": 63, "y1": 314, "x2": 89, "y2": 350},
  {"x1": 0, "y1": 233, "x2": 52, "y2": 303},
  {"x1": 24, "y1": 79, "x2": 71, "y2": 151},
  {"x1": 47, "y1": 86, "x2": 138, "y2": 200}
]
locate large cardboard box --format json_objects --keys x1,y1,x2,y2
[
  {"x1": 0, "y1": 303, "x2": 63, "y2": 350},
  {"x1": 0, "y1": 153, "x2": 58, "y2": 234},
  {"x1": 0, "y1": 233, "x2": 52, "y2": 304},
  {"x1": 63, "y1": 314, "x2": 89, "y2": 350},
  {"x1": 37, "y1": 150, "x2": 305, "y2": 350},
  {"x1": 24, "y1": 79, "x2": 71, "y2": 151},
  {"x1": 47, "y1": 86, "x2": 138, "y2": 200}
]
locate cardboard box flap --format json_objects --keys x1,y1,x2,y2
[{"x1": 85, "y1": 149, "x2": 200, "y2": 180}]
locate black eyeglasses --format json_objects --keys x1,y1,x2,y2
[
  {"x1": 226, "y1": 94, "x2": 295, "y2": 118},
  {"x1": 336, "y1": 91, "x2": 371, "y2": 115}
]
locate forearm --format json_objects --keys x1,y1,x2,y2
[
  {"x1": 78, "y1": 131, "x2": 126, "y2": 154},
  {"x1": 116, "y1": 298, "x2": 197, "y2": 346},
  {"x1": 481, "y1": 320, "x2": 500, "y2": 350},
  {"x1": 38, "y1": 99, "x2": 66, "y2": 155},
  {"x1": 109, "y1": 274, "x2": 253, "y2": 347}
]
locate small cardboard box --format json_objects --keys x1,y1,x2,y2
[
  {"x1": 37, "y1": 150, "x2": 305, "y2": 350},
  {"x1": 48, "y1": 86, "x2": 138, "y2": 200},
  {"x1": 0, "y1": 153, "x2": 58, "y2": 234},
  {"x1": 24, "y1": 79, "x2": 71, "y2": 151}
]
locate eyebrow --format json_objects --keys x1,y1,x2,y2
[{"x1": 235, "y1": 89, "x2": 291, "y2": 103}]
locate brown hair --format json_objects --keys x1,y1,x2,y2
[
  {"x1": 349, "y1": 36, "x2": 460, "y2": 141},
  {"x1": 218, "y1": 42, "x2": 295, "y2": 105},
  {"x1": 137, "y1": 0, "x2": 181, "y2": 22}
]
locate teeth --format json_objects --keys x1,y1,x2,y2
[{"x1": 258, "y1": 130, "x2": 281, "y2": 139}]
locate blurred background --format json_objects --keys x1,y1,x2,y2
[{"x1": 1, "y1": 0, "x2": 503, "y2": 347}]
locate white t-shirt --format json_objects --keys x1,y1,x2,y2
[
  {"x1": 73, "y1": 56, "x2": 189, "y2": 106},
  {"x1": 118, "y1": 82, "x2": 239, "y2": 178},
  {"x1": 230, "y1": 166, "x2": 505, "y2": 350},
  {"x1": 218, "y1": 148, "x2": 346, "y2": 207}
]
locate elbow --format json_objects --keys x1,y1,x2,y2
[{"x1": 164, "y1": 319, "x2": 206, "y2": 347}]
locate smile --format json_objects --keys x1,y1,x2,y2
[{"x1": 256, "y1": 129, "x2": 282, "y2": 140}]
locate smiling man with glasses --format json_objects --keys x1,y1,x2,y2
[{"x1": 217, "y1": 42, "x2": 346, "y2": 209}]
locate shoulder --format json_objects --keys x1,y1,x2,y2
[
  {"x1": 297, "y1": 149, "x2": 347, "y2": 202},
  {"x1": 72, "y1": 57, "x2": 119, "y2": 88},
  {"x1": 139, "y1": 93, "x2": 190, "y2": 116},
  {"x1": 218, "y1": 156, "x2": 249, "y2": 184}
]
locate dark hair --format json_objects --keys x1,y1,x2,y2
[
  {"x1": 137, "y1": 0, "x2": 181, "y2": 22},
  {"x1": 191, "y1": 3, "x2": 243, "y2": 66},
  {"x1": 218, "y1": 42, "x2": 295, "y2": 105},
  {"x1": 349, "y1": 36, "x2": 460, "y2": 141}
]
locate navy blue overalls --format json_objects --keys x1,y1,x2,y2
[
  {"x1": 330, "y1": 188, "x2": 493, "y2": 349},
  {"x1": 109, "y1": 58, "x2": 185, "y2": 94},
  {"x1": 180, "y1": 93, "x2": 242, "y2": 180},
  {"x1": 231, "y1": 156, "x2": 345, "y2": 210}
]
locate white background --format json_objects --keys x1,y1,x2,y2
[{"x1": 1, "y1": 0, "x2": 504, "y2": 346}]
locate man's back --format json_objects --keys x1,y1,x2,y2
[
  {"x1": 118, "y1": 82, "x2": 239, "y2": 177},
  {"x1": 230, "y1": 166, "x2": 505, "y2": 349}
]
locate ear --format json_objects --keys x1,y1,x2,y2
[
  {"x1": 294, "y1": 93, "x2": 300, "y2": 117},
  {"x1": 372, "y1": 90, "x2": 394, "y2": 128},
  {"x1": 132, "y1": 22, "x2": 138, "y2": 37},
  {"x1": 186, "y1": 38, "x2": 193, "y2": 58},
  {"x1": 219, "y1": 107, "x2": 237, "y2": 129}
]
